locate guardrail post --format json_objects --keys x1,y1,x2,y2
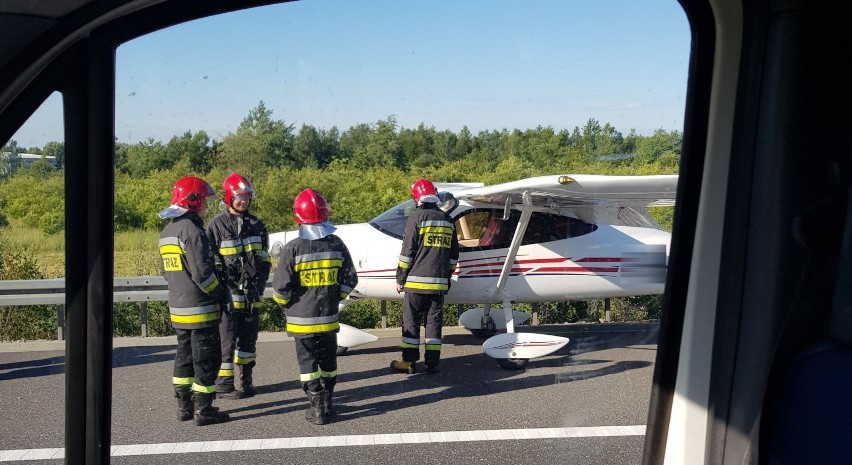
[
  {"x1": 531, "y1": 302, "x2": 539, "y2": 326},
  {"x1": 380, "y1": 300, "x2": 387, "y2": 329},
  {"x1": 457, "y1": 304, "x2": 463, "y2": 326},
  {"x1": 56, "y1": 304, "x2": 65, "y2": 341},
  {"x1": 605, "y1": 298, "x2": 611, "y2": 322},
  {"x1": 140, "y1": 302, "x2": 148, "y2": 338}
]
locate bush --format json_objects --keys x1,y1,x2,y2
[
  {"x1": 113, "y1": 302, "x2": 177, "y2": 337},
  {"x1": 139, "y1": 301, "x2": 175, "y2": 337},
  {"x1": 0, "y1": 171, "x2": 64, "y2": 235},
  {"x1": 257, "y1": 300, "x2": 285, "y2": 333},
  {"x1": 0, "y1": 230, "x2": 44, "y2": 280},
  {"x1": 339, "y1": 299, "x2": 385, "y2": 329},
  {"x1": 0, "y1": 305, "x2": 58, "y2": 341},
  {"x1": 518, "y1": 301, "x2": 595, "y2": 324},
  {"x1": 0, "y1": 231, "x2": 54, "y2": 341}
]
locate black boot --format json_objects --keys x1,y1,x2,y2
[
  {"x1": 323, "y1": 386, "x2": 335, "y2": 417},
  {"x1": 174, "y1": 387, "x2": 194, "y2": 422},
  {"x1": 425, "y1": 358, "x2": 440, "y2": 374},
  {"x1": 194, "y1": 393, "x2": 230, "y2": 426},
  {"x1": 216, "y1": 374, "x2": 243, "y2": 399},
  {"x1": 305, "y1": 390, "x2": 328, "y2": 425},
  {"x1": 240, "y1": 365, "x2": 256, "y2": 398}
]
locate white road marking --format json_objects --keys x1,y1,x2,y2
[{"x1": 0, "y1": 425, "x2": 645, "y2": 461}]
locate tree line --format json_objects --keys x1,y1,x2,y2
[{"x1": 1, "y1": 100, "x2": 681, "y2": 235}]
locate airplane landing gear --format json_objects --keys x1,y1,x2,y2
[
  {"x1": 471, "y1": 313, "x2": 498, "y2": 338},
  {"x1": 497, "y1": 358, "x2": 528, "y2": 370},
  {"x1": 483, "y1": 300, "x2": 568, "y2": 370}
]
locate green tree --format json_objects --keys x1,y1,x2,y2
[
  {"x1": 517, "y1": 126, "x2": 564, "y2": 166},
  {"x1": 451, "y1": 126, "x2": 473, "y2": 161},
  {"x1": 472, "y1": 129, "x2": 506, "y2": 168},
  {"x1": 24, "y1": 157, "x2": 56, "y2": 178},
  {"x1": 165, "y1": 131, "x2": 213, "y2": 173},
  {"x1": 430, "y1": 129, "x2": 456, "y2": 166},
  {"x1": 0, "y1": 169, "x2": 65, "y2": 234},
  {"x1": 337, "y1": 123, "x2": 370, "y2": 166},
  {"x1": 597, "y1": 122, "x2": 625, "y2": 157},
  {"x1": 292, "y1": 124, "x2": 322, "y2": 169},
  {"x1": 42, "y1": 141, "x2": 65, "y2": 168},
  {"x1": 216, "y1": 101, "x2": 297, "y2": 176},
  {"x1": 399, "y1": 123, "x2": 435, "y2": 169},
  {"x1": 357, "y1": 116, "x2": 401, "y2": 170},
  {"x1": 115, "y1": 141, "x2": 130, "y2": 170},
  {"x1": 0, "y1": 140, "x2": 22, "y2": 180},
  {"x1": 632, "y1": 129, "x2": 682, "y2": 164},
  {"x1": 119, "y1": 138, "x2": 174, "y2": 178}
]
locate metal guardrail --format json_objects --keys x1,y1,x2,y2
[
  {"x1": 0, "y1": 276, "x2": 169, "y2": 306},
  {"x1": 1, "y1": 277, "x2": 561, "y2": 340},
  {"x1": 0, "y1": 276, "x2": 277, "y2": 340}
]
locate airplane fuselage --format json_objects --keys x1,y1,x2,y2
[{"x1": 269, "y1": 222, "x2": 669, "y2": 305}]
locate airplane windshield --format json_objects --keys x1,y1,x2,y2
[
  {"x1": 369, "y1": 199, "x2": 416, "y2": 239},
  {"x1": 369, "y1": 192, "x2": 458, "y2": 239}
]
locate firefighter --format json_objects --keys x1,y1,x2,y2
[
  {"x1": 157, "y1": 176, "x2": 230, "y2": 426},
  {"x1": 391, "y1": 179, "x2": 459, "y2": 374},
  {"x1": 206, "y1": 173, "x2": 272, "y2": 399},
  {"x1": 272, "y1": 189, "x2": 358, "y2": 424}
]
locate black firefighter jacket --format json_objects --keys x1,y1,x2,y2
[
  {"x1": 158, "y1": 212, "x2": 227, "y2": 330},
  {"x1": 271, "y1": 234, "x2": 358, "y2": 337},
  {"x1": 206, "y1": 210, "x2": 272, "y2": 309},
  {"x1": 396, "y1": 205, "x2": 460, "y2": 294}
]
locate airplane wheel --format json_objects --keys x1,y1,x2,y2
[
  {"x1": 336, "y1": 346, "x2": 348, "y2": 356},
  {"x1": 469, "y1": 329, "x2": 497, "y2": 338},
  {"x1": 497, "y1": 358, "x2": 528, "y2": 370}
]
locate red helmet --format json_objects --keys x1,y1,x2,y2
[
  {"x1": 411, "y1": 178, "x2": 438, "y2": 204},
  {"x1": 222, "y1": 172, "x2": 255, "y2": 206},
  {"x1": 171, "y1": 176, "x2": 216, "y2": 213},
  {"x1": 293, "y1": 188, "x2": 329, "y2": 225}
]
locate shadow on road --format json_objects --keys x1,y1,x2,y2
[
  {"x1": 0, "y1": 345, "x2": 176, "y2": 380},
  {"x1": 220, "y1": 327, "x2": 655, "y2": 423}
]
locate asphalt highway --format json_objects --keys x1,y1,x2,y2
[{"x1": 0, "y1": 323, "x2": 658, "y2": 464}]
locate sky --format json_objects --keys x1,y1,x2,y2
[{"x1": 11, "y1": 0, "x2": 691, "y2": 149}]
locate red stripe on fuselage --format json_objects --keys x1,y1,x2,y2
[{"x1": 536, "y1": 266, "x2": 619, "y2": 273}]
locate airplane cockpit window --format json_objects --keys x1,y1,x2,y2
[
  {"x1": 369, "y1": 191, "x2": 462, "y2": 239},
  {"x1": 369, "y1": 198, "x2": 418, "y2": 239},
  {"x1": 454, "y1": 209, "x2": 598, "y2": 250}
]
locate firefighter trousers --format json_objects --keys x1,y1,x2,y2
[
  {"x1": 401, "y1": 292, "x2": 443, "y2": 365},
  {"x1": 216, "y1": 308, "x2": 259, "y2": 393},
  {"x1": 294, "y1": 332, "x2": 337, "y2": 393},
  {"x1": 173, "y1": 326, "x2": 221, "y2": 393}
]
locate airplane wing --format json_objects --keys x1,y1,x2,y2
[
  {"x1": 451, "y1": 174, "x2": 678, "y2": 227},
  {"x1": 434, "y1": 182, "x2": 485, "y2": 192}
]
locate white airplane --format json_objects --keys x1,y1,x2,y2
[{"x1": 269, "y1": 174, "x2": 678, "y2": 369}]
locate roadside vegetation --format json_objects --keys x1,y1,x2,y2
[{"x1": 1, "y1": 103, "x2": 678, "y2": 340}]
